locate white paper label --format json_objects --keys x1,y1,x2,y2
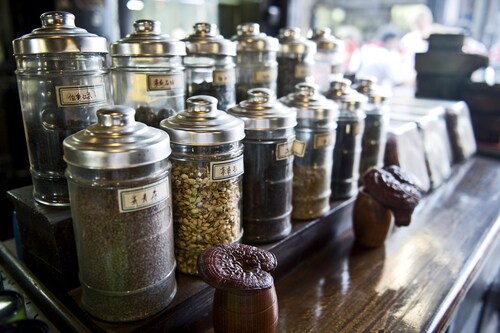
[
  {"x1": 118, "y1": 180, "x2": 169, "y2": 213},
  {"x1": 213, "y1": 69, "x2": 236, "y2": 86},
  {"x1": 313, "y1": 133, "x2": 334, "y2": 149},
  {"x1": 210, "y1": 156, "x2": 244, "y2": 181},
  {"x1": 147, "y1": 73, "x2": 184, "y2": 91},
  {"x1": 252, "y1": 68, "x2": 278, "y2": 83},
  {"x1": 55, "y1": 84, "x2": 106, "y2": 107},
  {"x1": 294, "y1": 64, "x2": 311, "y2": 79},
  {"x1": 276, "y1": 141, "x2": 293, "y2": 160},
  {"x1": 292, "y1": 140, "x2": 306, "y2": 157}
]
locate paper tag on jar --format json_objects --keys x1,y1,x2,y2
[
  {"x1": 252, "y1": 68, "x2": 278, "y2": 83},
  {"x1": 118, "y1": 179, "x2": 169, "y2": 213},
  {"x1": 210, "y1": 156, "x2": 244, "y2": 181},
  {"x1": 55, "y1": 84, "x2": 106, "y2": 107},
  {"x1": 313, "y1": 133, "x2": 334, "y2": 149},
  {"x1": 276, "y1": 140, "x2": 294, "y2": 160},
  {"x1": 294, "y1": 64, "x2": 311, "y2": 79},
  {"x1": 213, "y1": 69, "x2": 236, "y2": 86},
  {"x1": 292, "y1": 140, "x2": 306, "y2": 157},
  {"x1": 147, "y1": 73, "x2": 184, "y2": 91}
]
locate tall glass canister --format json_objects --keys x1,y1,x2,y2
[
  {"x1": 309, "y1": 27, "x2": 345, "y2": 93},
  {"x1": 232, "y1": 23, "x2": 279, "y2": 103},
  {"x1": 353, "y1": 77, "x2": 391, "y2": 183},
  {"x1": 228, "y1": 88, "x2": 296, "y2": 242},
  {"x1": 110, "y1": 19, "x2": 186, "y2": 128},
  {"x1": 63, "y1": 106, "x2": 176, "y2": 322},
  {"x1": 325, "y1": 79, "x2": 367, "y2": 200},
  {"x1": 277, "y1": 27, "x2": 316, "y2": 98},
  {"x1": 183, "y1": 23, "x2": 237, "y2": 111},
  {"x1": 12, "y1": 11, "x2": 111, "y2": 206},
  {"x1": 280, "y1": 83, "x2": 338, "y2": 219},
  {"x1": 160, "y1": 95, "x2": 245, "y2": 275}
]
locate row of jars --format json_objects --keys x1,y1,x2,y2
[
  {"x1": 12, "y1": 11, "x2": 345, "y2": 207},
  {"x1": 11, "y1": 11, "x2": 389, "y2": 323}
]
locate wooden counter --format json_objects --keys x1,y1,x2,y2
[{"x1": 2, "y1": 155, "x2": 499, "y2": 332}]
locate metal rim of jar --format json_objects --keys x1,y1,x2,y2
[
  {"x1": 278, "y1": 27, "x2": 316, "y2": 55},
  {"x1": 310, "y1": 27, "x2": 345, "y2": 52},
  {"x1": 233, "y1": 23, "x2": 279, "y2": 52},
  {"x1": 183, "y1": 22, "x2": 236, "y2": 56},
  {"x1": 280, "y1": 83, "x2": 338, "y2": 120}
]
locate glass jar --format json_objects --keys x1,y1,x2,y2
[
  {"x1": 183, "y1": 23, "x2": 237, "y2": 111},
  {"x1": 354, "y1": 77, "x2": 391, "y2": 183},
  {"x1": 232, "y1": 23, "x2": 279, "y2": 103},
  {"x1": 309, "y1": 27, "x2": 345, "y2": 93},
  {"x1": 280, "y1": 83, "x2": 338, "y2": 219},
  {"x1": 12, "y1": 11, "x2": 112, "y2": 206},
  {"x1": 228, "y1": 88, "x2": 296, "y2": 242},
  {"x1": 110, "y1": 19, "x2": 186, "y2": 128},
  {"x1": 160, "y1": 95, "x2": 245, "y2": 275},
  {"x1": 277, "y1": 27, "x2": 316, "y2": 98},
  {"x1": 325, "y1": 79, "x2": 367, "y2": 200},
  {"x1": 63, "y1": 106, "x2": 176, "y2": 322}
]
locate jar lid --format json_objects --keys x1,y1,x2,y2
[
  {"x1": 354, "y1": 76, "x2": 392, "y2": 104},
  {"x1": 227, "y1": 88, "x2": 296, "y2": 130},
  {"x1": 12, "y1": 11, "x2": 108, "y2": 55},
  {"x1": 232, "y1": 23, "x2": 279, "y2": 52},
  {"x1": 337, "y1": 88, "x2": 368, "y2": 113},
  {"x1": 279, "y1": 83, "x2": 338, "y2": 120},
  {"x1": 325, "y1": 78, "x2": 352, "y2": 101},
  {"x1": 111, "y1": 20, "x2": 186, "y2": 56},
  {"x1": 183, "y1": 22, "x2": 236, "y2": 56},
  {"x1": 278, "y1": 27, "x2": 316, "y2": 55},
  {"x1": 63, "y1": 106, "x2": 171, "y2": 169},
  {"x1": 160, "y1": 95, "x2": 245, "y2": 145},
  {"x1": 309, "y1": 28, "x2": 344, "y2": 52}
]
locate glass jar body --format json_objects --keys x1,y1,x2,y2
[
  {"x1": 235, "y1": 51, "x2": 278, "y2": 102},
  {"x1": 170, "y1": 142, "x2": 244, "y2": 275},
  {"x1": 184, "y1": 55, "x2": 236, "y2": 110},
  {"x1": 66, "y1": 159, "x2": 176, "y2": 322},
  {"x1": 111, "y1": 55, "x2": 185, "y2": 128},
  {"x1": 242, "y1": 129, "x2": 294, "y2": 242},
  {"x1": 277, "y1": 52, "x2": 314, "y2": 98},
  {"x1": 15, "y1": 53, "x2": 111, "y2": 206}
]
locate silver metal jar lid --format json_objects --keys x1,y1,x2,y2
[
  {"x1": 354, "y1": 76, "x2": 391, "y2": 104},
  {"x1": 337, "y1": 88, "x2": 368, "y2": 113},
  {"x1": 279, "y1": 83, "x2": 338, "y2": 120},
  {"x1": 12, "y1": 11, "x2": 108, "y2": 55},
  {"x1": 232, "y1": 23, "x2": 279, "y2": 52},
  {"x1": 309, "y1": 28, "x2": 344, "y2": 52},
  {"x1": 160, "y1": 95, "x2": 244, "y2": 145},
  {"x1": 227, "y1": 88, "x2": 296, "y2": 130},
  {"x1": 111, "y1": 20, "x2": 186, "y2": 56},
  {"x1": 278, "y1": 27, "x2": 316, "y2": 55},
  {"x1": 183, "y1": 22, "x2": 236, "y2": 56},
  {"x1": 325, "y1": 78, "x2": 352, "y2": 101},
  {"x1": 63, "y1": 106, "x2": 171, "y2": 169}
]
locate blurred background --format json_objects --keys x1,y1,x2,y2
[{"x1": 1, "y1": 0, "x2": 499, "y2": 240}]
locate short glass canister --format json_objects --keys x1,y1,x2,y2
[
  {"x1": 63, "y1": 106, "x2": 176, "y2": 322},
  {"x1": 280, "y1": 83, "x2": 338, "y2": 220},
  {"x1": 228, "y1": 88, "x2": 296, "y2": 242},
  {"x1": 12, "y1": 11, "x2": 111, "y2": 206},
  {"x1": 325, "y1": 79, "x2": 367, "y2": 200},
  {"x1": 160, "y1": 95, "x2": 245, "y2": 275},
  {"x1": 110, "y1": 19, "x2": 186, "y2": 128}
]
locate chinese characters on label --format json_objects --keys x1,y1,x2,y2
[
  {"x1": 118, "y1": 180, "x2": 169, "y2": 213},
  {"x1": 56, "y1": 84, "x2": 106, "y2": 107},
  {"x1": 276, "y1": 140, "x2": 294, "y2": 160},
  {"x1": 210, "y1": 156, "x2": 244, "y2": 181},
  {"x1": 147, "y1": 73, "x2": 184, "y2": 91},
  {"x1": 213, "y1": 69, "x2": 236, "y2": 86}
]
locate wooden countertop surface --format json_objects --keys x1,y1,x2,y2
[{"x1": 274, "y1": 155, "x2": 500, "y2": 333}]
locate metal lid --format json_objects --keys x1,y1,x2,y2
[
  {"x1": 13, "y1": 11, "x2": 108, "y2": 55},
  {"x1": 160, "y1": 95, "x2": 244, "y2": 145},
  {"x1": 354, "y1": 77, "x2": 391, "y2": 104},
  {"x1": 63, "y1": 106, "x2": 171, "y2": 169},
  {"x1": 111, "y1": 20, "x2": 186, "y2": 56},
  {"x1": 309, "y1": 28, "x2": 344, "y2": 52},
  {"x1": 324, "y1": 78, "x2": 367, "y2": 112},
  {"x1": 232, "y1": 23, "x2": 279, "y2": 52},
  {"x1": 279, "y1": 83, "x2": 338, "y2": 120},
  {"x1": 227, "y1": 88, "x2": 296, "y2": 130},
  {"x1": 278, "y1": 27, "x2": 316, "y2": 55},
  {"x1": 183, "y1": 22, "x2": 236, "y2": 56}
]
